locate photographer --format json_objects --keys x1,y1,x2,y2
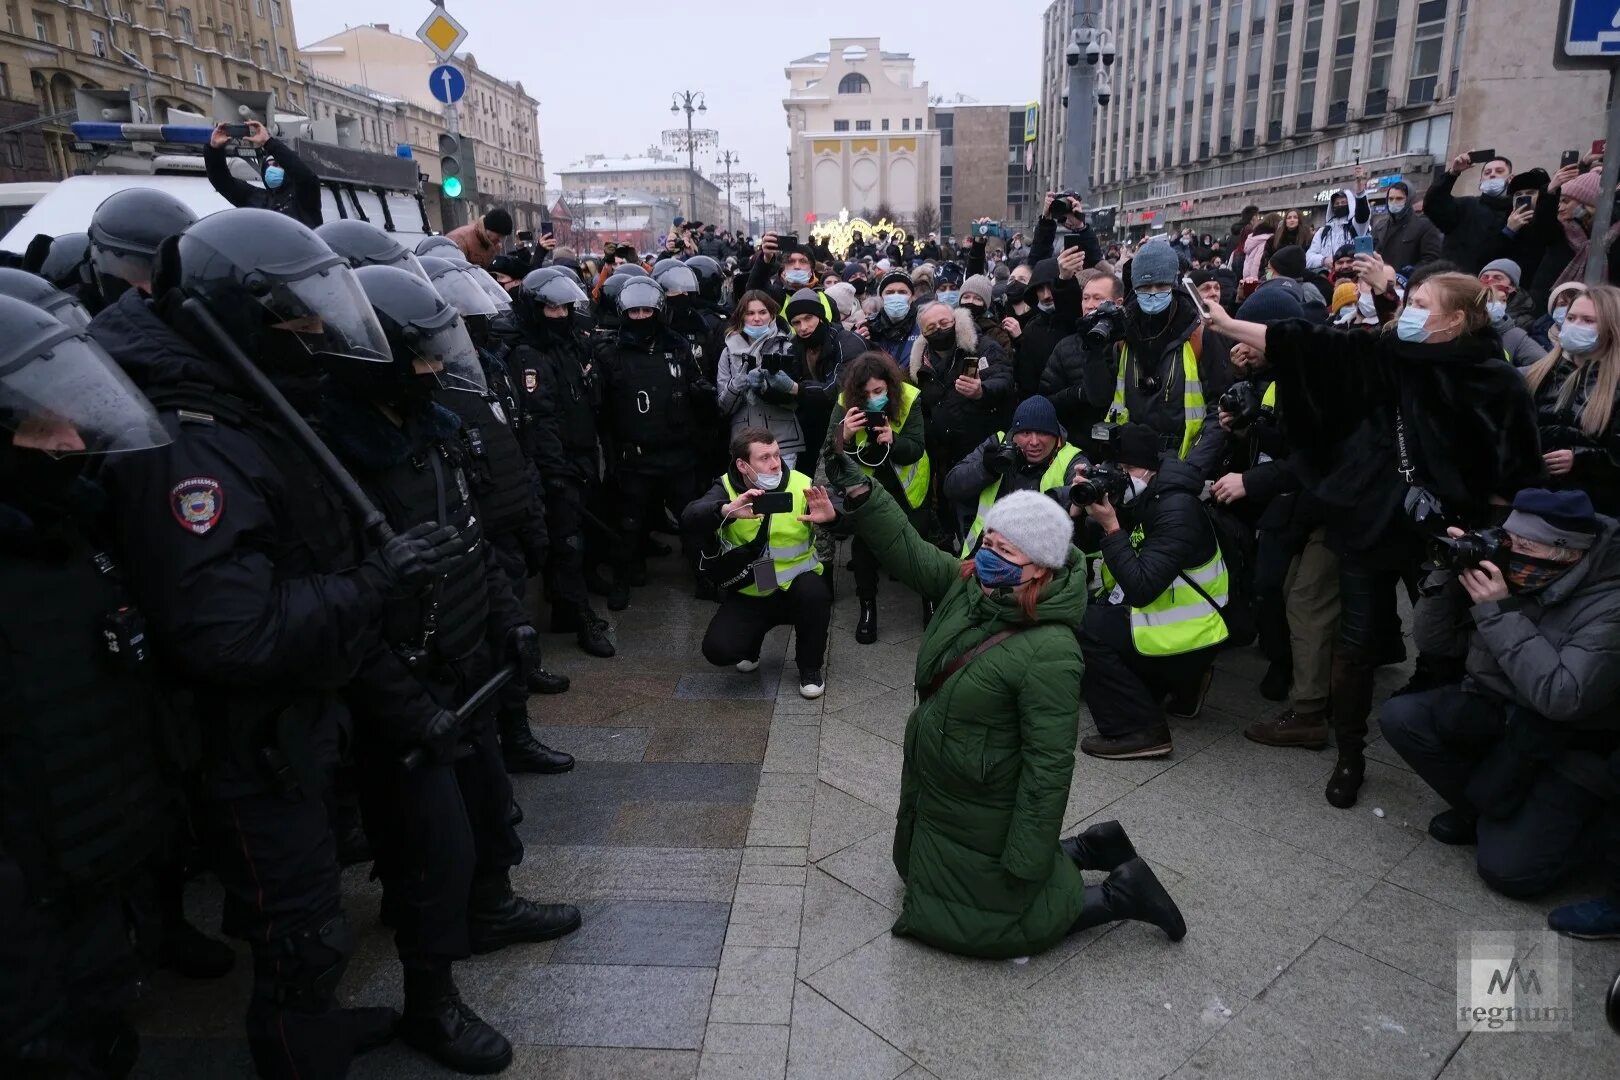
[
  {"x1": 1099, "y1": 240, "x2": 1233, "y2": 478},
  {"x1": 203, "y1": 119, "x2": 321, "y2": 228},
  {"x1": 684, "y1": 429, "x2": 833, "y2": 700},
  {"x1": 1425, "y1": 152, "x2": 1517, "y2": 275},
  {"x1": 1381, "y1": 489, "x2": 1620, "y2": 899},
  {"x1": 1038, "y1": 268, "x2": 1124, "y2": 437},
  {"x1": 1206, "y1": 271, "x2": 1543, "y2": 809},
  {"x1": 1524, "y1": 286, "x2": 1620, "y2": 513},
  {"x1": 1074, "y1": 424, "x2": 1230, "y2": 759},
  {"x1": 945, "y1": 397, "x2": 1086, "y2": 557},
  {"x1": 912, "y1": 300, "x2": 1015, "y2": 484}
]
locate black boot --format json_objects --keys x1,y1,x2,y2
[
  {"x1": 855, "y1": 599, "x2": 878, "y2": 645},
  {"x1": 468, "y1": 870, "x2": 582, "y2": 954},
  {"x1": 1059, "y1": 820, "x2": 1137, "y2": 871},
  {"x1": 1070, "y1": 857, "x2": 1186, "y2": 940},
  {"x1": 575, "y1": 606, "x2": 616, "y2": 658},
  {"x1": 522, "y1": 637, "x2": 569, "y2": 694},
  {"x1": 159, "y1": 870, "x2": 236, "y2": 979},
  {"x1": 583, "y1": 565, "x2": 613, "y2": 597},
  {"x1": 498, "y1": 709, "x2": 574, "y2": 774},
  {"x1": 628, "y1": 558, "x2": 649, "y2": 587},
  {"x1": 695, "y1": 576, "x2": 721, "y2": 602},
  {"x1": 332, "y1": 798, "x2": 373, "y2": 868},
  {"x1": 607, "y1": 579, "x2": 631, "y2": 611},
  {"x1": 1325, "y1": 748, "x2": 1366, "y2": 809},
  {"x1": 399, "y1": 965, "x2": 512, "y2": 1075}
]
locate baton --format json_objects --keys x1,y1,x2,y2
[
  {"x1": 400, "y1": 662, "x2": 520, "y2": 770},
  {"x1": 182, "y1": 298, "x2": 394, "y2": 543}
]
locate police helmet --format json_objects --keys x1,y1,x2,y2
[
  {"x1": 353, "y1": 264, "x2": 485, "y2": 395},
  {"x1": 174, "y1": 208, "x2": 390, "y2": 378},
  {"x1": 599, "y1": 272, "x2": 637, "y2": 310},
  {"x1": 317, "y1": 219, "x2": 431, "y2": 281},
  {"x1": 418, "y1": 255, "x2": 499, "y2": 320},
  {"x1": 88, "y1": 188, "x2": 199, "y2": 301},
  {"x1": 652, "y1": 262, "x2": 700, "y2": 296},
  {"x1": 0, "y1": 293, "x2": 168, "y2": 455},
  {"x1": 521, "y1": 269, "x2": 589, "y2": 310},
  {"x1": 685, "y1": 255, "x2": 724, "y2": 302},
  {"x1": 0, "y1": 267, "x2": 94, "y2": 332},
  {"x1": 414, "y1": 235, "x2": 467, "y2": 262},
  {"x1": 463, "y1": 264, "x2": 514, "y2": 313},
  {"x1": 616, "y1": 276, "x2": 665, "y2": 316},
  {"x1": 38, "y1": 232, "x2": 94, "y2": 292},
  {"x1": 524, "y1": 265, "x2": 580, "y2": 289},
  {"x1": 609, "y1": 262, "x2": 649, "y2": 280},
  {"x1": 650, "y1": 257, "x2": 683, "y2": 280}
]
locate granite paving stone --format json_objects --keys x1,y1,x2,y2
[
  {"x1": 549, "y1": 900, "x2": 730, "y2": 967},
  {"x1": 797, "y1": 867, "x2": 901, "y2": 979},
  {"x1": 510, "y1": 845, "x2": 743, "y2": 904},
  {"x1": 809, "y1": 779, "x2": 894, "y2": 861},
  {"x1": 534, "y1": 724, "x2": 653, "y2": 762},
  {"x1": 490, "y1": 963, "x2": 715, "y2": 1049},
  {"x1": 786, "y1": 983, "x2": 915, "y2": 1080},
  {"x1": 609, "y1": 800, "x2": 754, "y2": 848}
]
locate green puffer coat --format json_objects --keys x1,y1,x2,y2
[{"x1": 840, "y1": 481, "x2": 1089, "y2": 958}]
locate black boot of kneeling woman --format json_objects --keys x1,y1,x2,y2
[{"x1": 1062, "y1": 820, "x2": 1187, "y2": 940}]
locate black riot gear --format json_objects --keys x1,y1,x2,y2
[
  {"x1": 518, "y1": 270, "x2": 589, "y2": 326},
  {"x1": 684, "y1": 254, "x2": 725, "y2": 304},
  {"x1": 88, "y1": 187, "x2": 198, "y2": 302},
  {"x1": 0, "y1": 266, "x2": 93, "y2": 331},
  {"x1": 37, "y1": 231, "x2": 93, "y2": 291},
  {"x1": 653, "y1": 262, "x2": 700, "y2": 297},
  {"x1": 616, "y1": 276, "x2": 666, "y2": 316},
  {"x1": 317, "y1": 219, "x2": 431, "y2": 280},
  {"x1": 415, "y1": 235, "x2": 466, "y2": 261},
  {"x1": 651, "y1": 257, "x2": 683, "y2": 279},
  {"x1": 354, "y1": 264, "x2": 486, "y2": 396}
]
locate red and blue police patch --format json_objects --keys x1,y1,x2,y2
[{"x1": 170, "y1": 476, "x2": 224, "y2": 535}]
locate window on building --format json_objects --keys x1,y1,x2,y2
[
  {"x1": 837, "y1": 73, "x2": 870, "y2": 94},
  {"x1": 1327, "y1": 0, "x2": 1359, "y2": 116},
  {"x1": 178, "y1": 5, "x2": 193, "y2": 41},
  {"x1": 252, "y1": 0, "x2": 263, "y2": 15},
  {"x1": 0, "y1": 63, "x2": 8, "y2": 99},
  {"x1": 881, "y1": 118, "x2": 889, "y2": 131},
  {"x1": 937, "y1": 112, "x2": 952, "y2": 146},
  {"x1": 278, "y1": 45, "x2": 289, "y2": 72},
  {"x1": 269, "y1": 0, "x2": 280, "y2": 26},
  {"x1": 90, "y1": 27, "x2": 107, "y2": 57},
  {"x1": 855, "y1": 119, "x2": 871, "y2": 131},
  {"x1": 915, "y1": 117, "x2": 922, "y2": 129},
  {"x1": 221, "y1": 21, "x2": 233, "y2": 49},
  {"x1": 2, "y1": 133, "x2": 22, "y2": 168},
  {"x1": 32, "y1": 10, "x2": 51, "y2": 41},
  {"x1": 1296, "y1": 0, "x2": 1325, "y2": 129},
  {"x1": 194, "y1": 62, "x2": 207, "y2": 86},
  {"x1": 833, "y1": 119, "x2": 849, "y2": 132},
  {"x1": 1407, "y1": 0, "x2": 1449, "y2": 103},
  {"x1": 901, "y1": 118, "x2": 910, "y2": 130}
]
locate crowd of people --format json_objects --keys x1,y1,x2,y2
[{"x1": 5, "y1": 132, "x2": 1620, "y2": 1077}]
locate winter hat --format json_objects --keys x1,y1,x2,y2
[
  {"x1": 1330, "y1": 280, "x2": 1361, "y2": 313},
  {"x1": 1113, "y1": 423, "x2": 1165, "y2": 471},
  {"x1": 981, "y1": 489, "x2": 1074, "y2": 571},
  {"x1": 824, "y1": 281, "x2": 858, "y2": 320},
  {"x1": 875, "y1": 258, "x2": 893, "y2": 271},
  {"x1": 1480, "y1": 258, "x2": 1522, "y2": 287},
  {"x1": 1131, "y1": 240, "x2": 1180, "y2": 288},
  {"x1": 1561, "y1": 170, "x2": 1604, "y2": 209},
  {"x1": 877, "y1": 269, "x2": 913, "y2": 294},
  {"x1": 784, "y1": 288, "x2": 825, "y2": 323},
  {"x1": 1236, "y1": 280, "x2": 1306, "y2": 324},
  {"x1": 841, "y1": 260, "x2": 864, "y2": 279},
  {"x1": 936, "y1": 262, "x2": 965, "y2": 288},
  {"x1": 992, "y1": 263, "x2": 1011, "y2": 282},
  {"x1": 1007, "y1": 395, "x2": 1062, "y2": 438},
  {"x1": 961, "y1": 274, "x2": 995, "y2": 307},
  {"x1": 1333, "y1": 243, "x2": 1357, "y2": 262},
  {"x1": 1506, "y1": 488, "x2": 1599, "y2": 551},
  {"x1": 1268, "y1": 244, "x2": 1307, "y2": 281}
]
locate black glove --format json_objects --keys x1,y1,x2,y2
[
  {"x1": 405, "y1": 707, "x2": 460, "y2": 766},
  {"x1": 362, "y1": 522, "x2": 462, "y2": 598},
  {"x1": 983, "y1": 440, "x2": 1019, "y2": 474},
  {"x1": 505, "y1": 624, "x2": 540, "y2": 674}
]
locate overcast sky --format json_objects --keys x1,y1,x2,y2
[{"x1": 294, "y1": 2, "x2": 1047, "y2": 216}]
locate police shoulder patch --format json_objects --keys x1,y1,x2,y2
[
  {"x1": 524, "y1": 369, "x2": 538, "y2": 393},
  {"x1": 170, "y1": 476, "x2": 224, "y2": 535}
]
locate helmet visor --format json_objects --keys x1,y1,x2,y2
[
  {"x1": 466, "y1": 266, "x2": 513, "y2": 311},
  {"x1": 389, "y1": 249, "x2": 432, "y2": 283},
  {"x1": 429, "y1": 264, "x2": 500, "y2": 319},
  {"x1": 534, "y1": 276, "x2": 589, "y2": 308},
  {"x1": 406, "y1": 311, "x2": 486, "y2": 394},
  {"x1": 656, "y1": 265, "x2": 700, "y2": 295},
  {"x1": 37, "y1": 289, "x2": 92, "y2": 332},
  {"x1": 257, "y1": 264, "x2": 392, "y2": 366},
  {"x1": 91, "y1": 246, "x2": 154, "y2": 293},
  {"x1": 1, "y1": 327, "x2": 170, "y2": 455}
]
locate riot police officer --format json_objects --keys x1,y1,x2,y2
[
  {"x1": 94, "y1": 209, "x2": 428, "y2": 1078},
  {"x1": 316, "y1": 218, "x2": 434, "y2": 281},
  {"x1": 594, "y1": 276, "x2": 710, "y2": 609},
  {"x1": 31, "y1": 231, "x2": 106, "y2": 314},
  {"x1": 335, "y1": 264, "x2": 581, "y2": 1072},
  {"x1": 0, "y1": 296, "x2": 169, "y2": 1079},
  {"x1": 87, "y1": 187, "x2": 200, "y2": 305},
  {"x1": 0, "y1": 265, "x2": 95, "y2": 329},
  {"x1": 513, "y1": 269, "x2": 617, "y2": 656}
]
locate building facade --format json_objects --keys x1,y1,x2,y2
[
  {"x1": 783, "y1": 38, "x2": 940, "y2": 230},
  {"x1": 930, "y1": 101, "x2": 1036, "y2": 239},
  {"x1": 566, "y1": 187, "x2": 680, "y2": 255},
  {"x1": 300, "y1": 66, "x2": 402, "y2": 155},
  {"x1": 557, "y1": 152, "x2": 720, "y2": 228},
  {"x1": 299, "y1": 23, "x2": 544, "y2": 230},
  {"x1": 2, "y1": 0, "x2": 305, "y2": 180},
  {"x1": 1039, "y1": 0, "x2": 1608, "y2": 239}
]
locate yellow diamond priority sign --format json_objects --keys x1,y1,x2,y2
[{"x1": 416, "y1": 5, "x2": 467, "y2": 60}]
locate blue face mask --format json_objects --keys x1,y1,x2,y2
[
  {"x1": 938, "y1": 290, "x2": 960, "y2": 307},
  {"x1": 1486, "y1": 300, "x2": 1507, "y2": 323},
  {"x1": 1560, "y1": 323, "x2": 1600, "y2": 354},
  {"x1": 867, "y1": 393, "x2": 889, "y2": 411},
  {"x1": 785, "y1": 268, "x2": 811, "y2": 286},
  {"x1": 974, "y1": 546, "x2": 1028, "y2": 589},
  {"x1": 882, "y1": 295, "x2": 910, "y2": 319},
  {"x1": 263, "y1": 165, "x2": 286, "y2": 189},
  {"x1": 742, "y1": 323, "x2": 772, "y2": 340},
  {"x1": 1137, "y1": 290, "x2": 1172, "y2": 315},
  {"x1": 1552, "y1": 306, "x2": 1570, "y2": 326},
  {"x1": 1396, "y1": 305, "x2": 1433, "y2": 342}
]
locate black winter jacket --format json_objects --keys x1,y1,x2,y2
[
  {"x1": 202, "y1": 138, "x2": 322, "y2": 227},
  {"x1": 1039, "y1": 332, "x2": 1118, "y2": 435},
  {"x1": 1423, "y1": 171, "x2": 1513, "y2": 274},
  {"x1": 1086, "y1": 458, "x2": 1218, "y2": 608},
  {"x1": 911, "y1": 308, "x2": 1015, "y2": 469}
]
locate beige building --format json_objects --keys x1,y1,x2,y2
[
  {"x1": 1039, "y1": 0, "x2": 1609, "y2": 237},
  {"x1": 929, "y1": 101, "x2": 1036, "y2": 239},
  {"x1": 2, "y1": 0, "x2": 305, "y2": 180},
  {"x1": 300, "y1": 65, "x2": 401, "y2": 156},
  {"x1": 557, "y1": 151, "x2": 720, "y2": 228},
  {"x1": 783, "y1": 38, "x2": 941, "y2": 229},
  {"x1": 299, "y1": 23, "x2": 544, "y2": 230}
]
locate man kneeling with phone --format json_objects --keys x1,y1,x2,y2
[{"x1": 683, "y1": 427, "x2": 834, "y2": 698}]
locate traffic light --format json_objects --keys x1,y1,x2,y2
[{"x1": 438, "y1": 132, "x2": 476, "y2": 200}]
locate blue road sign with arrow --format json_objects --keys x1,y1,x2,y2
[
  {"x1": 429, "y1": 63, "x2": 466, "y2": 105},
  {"x1": 1566, "y1": 0, "x2": 1620, "y2": 56}
]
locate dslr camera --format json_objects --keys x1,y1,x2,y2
[
  {"x1": 1427, "y1": 527, "x2": 1511, "y2": 576},
  {"x1": 1071, "y1": 461, "x2": 1131, "y2": 506},
  {"x1": 1217, "y1": 380, "x2": 1272, "y2": 431},
  {"x1": 1048, "y1": 192, "x2": 1085, "y2": 222},
  {"x1": 1080, "y1": 301, "x2": 1125, "y2": 350}
]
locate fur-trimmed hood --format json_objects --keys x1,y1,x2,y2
[{"x1": 909, "y1": 305, "x2": 979, "y2": 370}]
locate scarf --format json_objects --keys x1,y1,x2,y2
[{"x1": 1553, "y1": 219, "x2": 1620, "y2": 292}]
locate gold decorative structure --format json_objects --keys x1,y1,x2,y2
[{"x1": 808, "y1": 208, "x2": 909, "y2": 259}]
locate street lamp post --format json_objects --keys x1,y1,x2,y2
[
  {"x1": 664, "y1": 90, "x2": 717, "y2": 222},
  {"x1": 716, "y1": 150, "x2": 743, "y2": 234}
]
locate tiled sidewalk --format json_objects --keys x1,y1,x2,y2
[{"x1": 129, "y1": 560, "x2": 1620, "y2": 1078}]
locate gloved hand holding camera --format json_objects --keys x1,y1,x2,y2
[{"x1": 982, "y1": 438, "x2": 1019, "y2": 475}]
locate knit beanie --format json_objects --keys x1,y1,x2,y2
[
  {"x1": 1113, "y1": 423, "x2": 1165, "y2": 470},
  {"x1": 1236, "y1": 280, "x2": 1306, "y2": 324},
  {"x1": 877, "y1": 269, "x2": 913, "y2": 295},
  {"x1": 1268, "y1": 245, "x2": 1307, "y2": 280},
  {"x1": 981, "y1": 489, "x2": 1075, "y2": 571},
  {"x1": 1480, "y1": 258, "x2": 1522, "y2": 287},
  {"x1": 1506, "y1": 488, "x2": 1599, "y2": 551},
  {"x1": 824, "y1": 281, "x2": 857, "y2": 320},
  {"x1": 784, "y1": 288, "x2": 825, "y2": 323},
  {"x1": 961, "y1": 274, "x2": 995, "y2": 307},
  {"x1": 1130, "y1": 240, "x2": 1180, "y2": 288},
  {"x1": 1331, "y1": 280, "x2": 1361, "y2": 313},
  {"x1": 1008, "y1": 395, "x2": 1062, "y2": 438},
  {"x1": 1562, "y1": 170, "x2": 1603, "y2": 209}
]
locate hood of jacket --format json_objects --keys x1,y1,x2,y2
[
  {"x1": 1324, "y1": 187, "x2": 1359, "y2": 222},
  {"x1": 909, "y1": 306, "x2": 979, "y2": 371},
  {"x1": 87, "y1": 287, "x2": 219, "y2": 391}
]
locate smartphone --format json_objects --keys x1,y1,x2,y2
[
  {"x1": 1062, "y1": 232, "x2": 1087, "y2": 252},
  {"x1": 540, "y1": 221, "x2": 554, "y2": 238},
  {"x1": 1180, "y1": 275, "x2": 1211, "y2": 321},
  {"x1": 751, "y1": 492, "x2": 793, "y2": 515},
  {"x1": 1467, "y1": 148, "x2": 1497, "y2": 165},
  {"x1": 1513, "y1": 192, "x2": 1535, "y2": 213},
  {"x1": 1595, "y1": 139, "x2": 1608, "y2": 157},
  {"x1": 223, "y1": 123, "x2": 250, "y2": 138},
  {"x1": 862, "y1": 407, "x2": 889, "y2": 431},
  {"x1": 957, "y1": 354, "x2": 983, "y2": 381},
  {"x1": 1561, "y1": 149, "x2": 1582, "y2": 169},
  {"x1": 780, "y1": 232, "x2": 799, "y2": 248},
  {"x1": 1353, "y1": 233, "x2": 1375, "y2": 256}
]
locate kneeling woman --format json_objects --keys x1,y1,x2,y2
[{"x1": 803, "y1": 478, "x2": 1186, "y2": 958}]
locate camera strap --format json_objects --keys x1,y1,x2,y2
[{"x1": 1394, "y1": 407, "x2": 1417, "y2": 484}]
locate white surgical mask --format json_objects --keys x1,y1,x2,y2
[
  {"x1": 882, "y1": 295, "x2": 910, "y2": 319},
  {"x1": 1396, "y1": 306, "x2": 1433, "y2": 342},
  {"x1": 1552, "y1": 306, "x2": 1570, "y2": 326},
  {"x1": 752, "y1": 470, "x2": 783, "y2": 490},
  {"x1": 1479, "y1": 178, "x2": 1507, "y2": 198},
  {"x1": 1486, "y1": 300, "x2": 1507, "y2": 323},
  {"x1": 785, "y1": 268, "x2": 811, "y2": 285},
  {"x1": 1560, "y1": 323, "x2": 1600, "y2": 354},
  {"x1": 1121, "y1": 475, "x2": 1148, "y2": 504}
]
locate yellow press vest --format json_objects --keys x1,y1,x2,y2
[
  {"x1": 841, "y1": 382, "x2": 930, "y2": 509},
  {"x1": 1098, "y1": 524, "x2": 1231, "y2": 657},
  {"x1": 959, "y1": 436, "x2": 1083, "y2": 557},
  {"x1": 1261, "y1": 381, "x2": 1276, "y2": 409},
  {"x1": 718, "y1": 471, "x2": 823, "y2": 597},
  {"x1": 1107, "y1": 341, "x2": 1205, "y2": 460}
]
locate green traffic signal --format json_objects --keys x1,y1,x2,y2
[{"x1": 442, "y1": 175, "x2": 463, "y2": 198}]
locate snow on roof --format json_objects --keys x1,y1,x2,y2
[{"x1": 561, "y1": 157, "x2": 690, "y2": 173}]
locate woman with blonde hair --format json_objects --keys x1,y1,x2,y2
[
  {"x1": 1206, "y1": 270, "x2": 1542, "y2": 810},
  {"x1": 1525, "y1": 284, "x2": 1620, "y2": 513}
]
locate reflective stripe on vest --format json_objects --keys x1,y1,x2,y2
[
  {"x1": 719, "y1": 471, "x2": 823, "y2": 596},
  {"x1": 959, "y1": 436, "x2": 1083, "y2": 557},
  {"x1": 1108, "y1": 341, "x2": 1204, "y2": 459},
  {"x1": 841, "y1": 382, "x2": 931, "y2": 509},
  {"x1": 1099, "y1": 525, "x2": 1231, "y2": 657}
]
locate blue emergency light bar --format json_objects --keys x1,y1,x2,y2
[{"x1": 70, "y1": 122, "x2": 215, "y2": 145}]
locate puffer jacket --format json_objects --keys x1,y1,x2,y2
[
  {"x1": 838, "y1": 481, "x2": 1088, "y2": 959},
  {"x1": 1492, "y1": 316, "x2": 1547, "y2": 369},
  {"x1": 912, "y1": 307, "x2": 1016, "y2": 471},
  {"x1": 716, "y1": 328, "x2": 807, "y2": 467},
  {"x1": 1038, "y1": 332, "x2": 1118, "y2": 436},
  {"x1": 1088, "y1": 458, "x2": 1218, "y2": 606},
  {"x1": 1423, "y1": 171, "x2": 1513, "y2": 274},
  {"x1": 1533, "y1": 355, "x2": 1620, "y2": 514},
  {"x1": 1241, "y1": 232, "x2": 1271, "y2": 280}
]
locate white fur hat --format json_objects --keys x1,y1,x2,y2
[{"x1": 982, "y1": 490, "x2": 1074, "y2": 571}]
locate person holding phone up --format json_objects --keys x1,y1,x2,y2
[
  {"x1": 204, "y1": 118, "x2": 322, "y2": 228},
  {"x1": 1424, "y1": 151, "x2": 1518, "y2": 274}
]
